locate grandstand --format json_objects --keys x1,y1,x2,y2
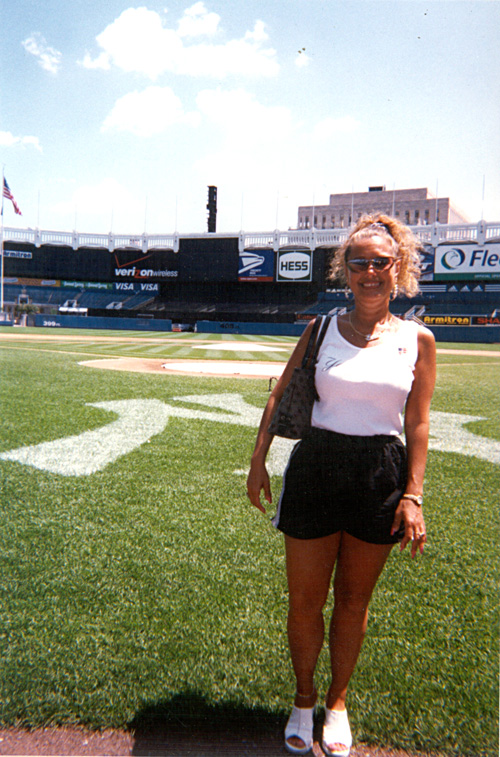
[
  {"x1": 1, "y1": 222, "x2": 499, "y2": 342},
  {"x1": 3, "y1": 283, "x2": 155, "y2": 315}
]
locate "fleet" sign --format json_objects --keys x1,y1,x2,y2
[{"x1": 434, "y1": 244, "x2": 500, "y2": 280}]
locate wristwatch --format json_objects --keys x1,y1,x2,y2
[{"x1": 402, "y1": 493, "x2": 423, "y2": 506}]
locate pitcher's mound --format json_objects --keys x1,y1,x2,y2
[{"x1": 79, "y1": 357, "x2": 285, "y2": 379}]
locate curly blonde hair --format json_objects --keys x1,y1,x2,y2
[{"x1": 329, "y1": 213, "x2": 422, "y2": 297}]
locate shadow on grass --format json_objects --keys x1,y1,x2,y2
[{"x1": 129, "y1": 690, "x2": 285, "y2": 756}]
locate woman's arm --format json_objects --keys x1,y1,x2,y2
[
  {"x1": 246, "y1": 319, "x2": 317, "y2": 513},
  {"x1": 392, "y1": 325, "x2": 436, "y2": 557}
]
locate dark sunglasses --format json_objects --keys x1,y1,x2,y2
[{"x1": 346, "y1": 256, "x2": 397, "y2": 273}]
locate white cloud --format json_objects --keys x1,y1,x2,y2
[
  {"x1": 295, "y1": 51, "x2": 310, "y2": 68},
  {"x1": 80, "y1": 51, "x2": 111, "y2": 70},
  {"x1": 101, "y1": 86, "x2": 200, "y2": 137},
  {"x1": 0, "y1": 130, "x2": 42, "y2": 152},
  {"x1": 81, "y1": 5, "x2": 278, "y2": 79},
  {"x1": 51, "y1": 178, "x2": 140, "y2": 231},
  {"x1": 187, "y1": 88, "x2": 364, "y2": 230},
  {"x1": 177, "y1": 27, "x2": 278, "y2": 78},
  {"x1": 191, "y1": 88, "x2": 297, "y2": 229},
  {"x1": 85, "y1": 8, "x2": 181, "y2": 79},
  {"x1": 177, "y1": 2, "x2": 220, "y2": 37},
  {"x1": 22, "y1": 33, "x2": 61, "y2": 74},
  {"x1": 312, "y1": 116, "x2": 360, "y2": 140},
  {"x1": 244, "y1": 20, "x2": 268, "y2": 44},
  {"x1": 196, "y1": 87, "x2": 292, "y2": 145}
]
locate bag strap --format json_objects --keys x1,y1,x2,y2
[
  {"x1": 301, "y1": 316, "x2": 322, "y2": 368},
  {"x1": 312, "y1": 314, "x2": 331, "y2": 362},
  {"x1": 302, "y1": 314, "x2": 331, "y2": 368}
]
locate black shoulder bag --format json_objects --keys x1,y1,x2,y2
[{"x1": 268, "y1": 315, "x2": 331, "y2": 439}]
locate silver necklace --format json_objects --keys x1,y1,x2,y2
[{"x1": 349, "y1": 312, "x2": 392, "y2": 342}]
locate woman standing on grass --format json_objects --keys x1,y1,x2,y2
[{"x1": 247, "y1": 214, "x2": 436, "y2": 756}]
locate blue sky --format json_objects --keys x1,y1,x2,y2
[{"x1": 1, "y1": 0, "x2": 499, "y2": 234}]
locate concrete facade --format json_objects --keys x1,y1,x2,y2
[{"x1": 298, "y1": 186, "x2": 469, "y2": 229}]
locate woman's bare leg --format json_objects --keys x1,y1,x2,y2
[
  {"x1": 285, "y1": 532, "x2": 341, "y2": 688},
  {"x1": 324, "y1": 533, "x2": 393, "y2": 750},
  {"x1": 284, "y1": 532, "x2": 341, "y2": 750}
]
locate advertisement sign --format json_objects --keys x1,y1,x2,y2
[
  {"x1": 113, "y1": 250, "x2": 179, "y2": 282},
  {"x1": 62, "y1": 281, "x2": 113, "y2": 290},
  {"x1": 113, "y1": 238, "x2": 239, "y2": 283},
  {"x1": 472, "y1": 315, "x2": 500, "y2": 326},
  {"x1": 4, "y1": 277, "x2": 60, "y2": 286},
  {"x1": 113, "y1": 281, "x2": 159, "y2": 293},
  {"x1": 3, "y1": 250, "x2": 32, "y2": 259},
  {"x1": 4, "y1": 237, "x2": 239, "y2": 284},
  {"x1": 238, "y1": 250, "x2": 274, "y2": 281},
  {"x1": 4, "y1": 245, "x2": 111, "y2": 281},
  {"x1": 423, "y1": 315, "x2": 471, "y2": 326},
  {"x1": 419, "y1": 244, "x2": 435, "y2": 281},
  {"x1": 434, "y1": 244, "x2": 500, "y2": 280},
  {"x1": 276, "y1": 249, "x2": 312, "y2": 282},
  {"x1": 423, "y1": 314, "x2": 500, "y2": 327}
]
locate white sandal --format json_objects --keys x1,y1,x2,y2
[
  {"x1": 322, "y1": 707, "x2": 352, "y2": 757},
  {"x1": 284, "y1": 704, "x2": 315, "y2": 755}
]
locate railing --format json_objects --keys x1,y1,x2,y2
[
  {"x1": 485, "y1": 223, "x2": 500, "y2": 240},
  {"x1": 2, "y1": 220, "x2": 498, "y2": 253},
  {"x1": 2, "y1": 228, "x2": 180, "y2": 252},
  {"x1": 239, "y1": 231, "x2": 275, "y2": 249}
]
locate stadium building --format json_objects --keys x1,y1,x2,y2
[
  {"x1": 1, "y1": 216, "x2": 499, "y2": 343},
  {"x1": 298, "y1": 186, "x2": 469, "y2": 229}
]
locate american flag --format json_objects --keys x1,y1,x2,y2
[{"x1": 3, "y1": 177, "x2": 22, "y2": 215}]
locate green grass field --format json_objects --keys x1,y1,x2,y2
[{"x1": 0, "y1": 328, "x2": 499, "y2": 755}]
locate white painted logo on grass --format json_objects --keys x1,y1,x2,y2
[
  {"x1": 0, "y1": 395, "x2": 261, "y2": 476},
  {"x1": 0, "y1": 400, "x2": 172, "y2": 477},
  {"x1": 0, "y1": 395, "x2": 498, "y2": 476}
]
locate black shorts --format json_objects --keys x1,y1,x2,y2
[{"x1": 272, "y1": 427, "x2": 407, "y2": 544}]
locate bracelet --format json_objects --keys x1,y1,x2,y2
[{"x1": 401, "y1": 493, "x2": 423, "y2": 506}]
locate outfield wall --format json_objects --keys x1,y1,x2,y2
[
  {"x1": 198, "y1": 320, "x2": 499, "y2": 342},
  {"x1": 35, "y1": 315, "x2": 305, "y2": 336},
  {"x1": 32, "y1": 314, "x2": 499, "y2": 343},
  {"x1": 33, "y1": 315, "x2": 305, "y2": 336},
  {"x1": 196, "y1": 320, "x2": 306, "y2": 336},
  {"x1": 34, "y1": 314, "x2": 173, "y2": 331},
  {"x1": 425, "y1": 325, "x2": 499, "y2": 344}
]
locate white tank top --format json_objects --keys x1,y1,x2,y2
[{"x1": 312, "y1": 315, "x2": 419, "y2": 436}]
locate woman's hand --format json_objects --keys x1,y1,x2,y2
[
  {"x1": 246, "y1": 459, "x2": 272, "y2": 514},
  {"x1": 396, "y1": 326, "x2": 435, "y2": 559},
  {"x1": 391, "y1": 499, "x2": 426, "y2": 558}
]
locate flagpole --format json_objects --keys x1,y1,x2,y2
[
  {"x1": 0, "y1": 222, "x2": 4, "y2": 314},
  {"x1": 1, "y1": 167, "x2": 5, "y2": 314}
]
